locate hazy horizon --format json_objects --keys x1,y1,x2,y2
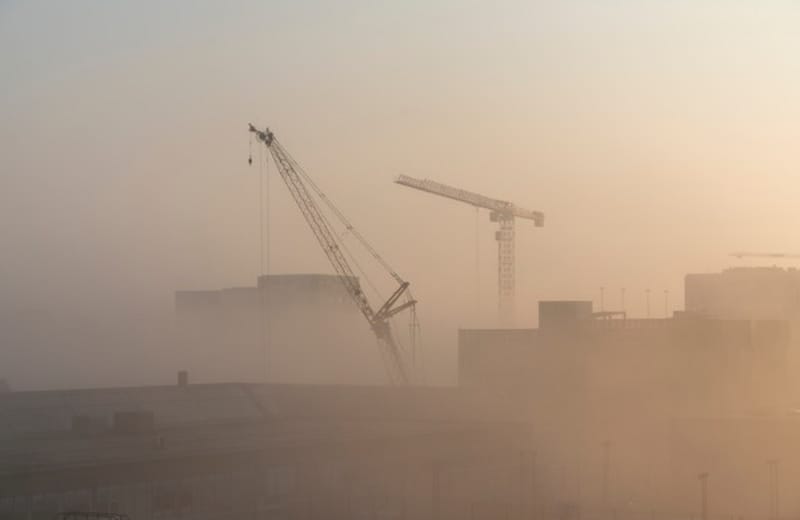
[{"x1": 3, "y1": 1, "x2": 800, "y2": 389}]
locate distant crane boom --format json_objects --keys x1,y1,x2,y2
[
  {"x1": 395, "y1": 175, "x2": 544, "y2": 224},
  {"x1": 731, "y1": 252, "x2": 800, "y2": 259},
  {"x1": 395, "y1": 174, "x2": 543, "y2": 322},
  {"x1": 249, "y1": 124, "x2": 415, "y2": 383}
]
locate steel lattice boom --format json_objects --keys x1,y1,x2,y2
[
  {"x1": 395, "y1": 175, "x2": 544, "y2": 224},
  {"x1": 249, "y1": 124, "x2": 415, "y2": 383},
  {"x1": 395, "y1": 174, "x2": 543, "y2": 322}
]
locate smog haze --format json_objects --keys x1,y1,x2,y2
[{"x1": 3, "y1": 1, "x2": 798, "y2": 389}]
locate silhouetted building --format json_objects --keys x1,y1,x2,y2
[
  {"x1": 686, "y1": 266, "x2": 800, "y2": 399},
  {"x1": 175, "y1": 274, "x2": 358, "y2": 315},
  {"x1": 459, "y1": 300, "x2": 793, "y2": 518},
  {"x1": 685, "y1": 267, "x2": 800, "y2": 321},
  {"x1": 175, "y1": 275, "x2": 382, "y2": 384},
  {"x1": 460, "y1": 301, "x2": 789, "y2": 417},
  {"x1": 538, "y1": 300, "x2": 593, "y2": 330},
  {"x1": 0, "y1": 383, "x2": 530, "y2": 520}
]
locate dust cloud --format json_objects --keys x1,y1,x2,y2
[{"x1": 3, "y1": 2, "x2": 800, "y2": 520}]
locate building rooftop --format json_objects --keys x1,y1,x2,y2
[{"x1": 0, "y1": 382, "x2": 523, "y2": 480}]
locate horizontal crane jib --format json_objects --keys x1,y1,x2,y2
[{"x1": 395, "y1": 174, "x2": 544, "y2": 226}]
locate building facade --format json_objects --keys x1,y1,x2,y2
[
  {"x1": 458, "y1": 301, "x2": 793, "y2": 519},
  {"x1": 174, "y1": 275, "x2": 385, "y2": 385},
  {"x1": 0, "y1": 383, "x2": 532, "y2": 520}
]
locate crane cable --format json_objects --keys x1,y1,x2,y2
[
  {"x1": 265, "y1": 144, "x2": 409, "y2": 375},
  {"x1": 253, "y1": 130, "x2": 417, "y2": 381},
  {"x1": 278, "y1": 138, "x2": 417, "y2": 360},
  {"x1": 265, "y1": 142, "x2": 406, "y2": 380},
  {"x1": 278, "y1": 138, "x2": 405, "y2": 285},
  {"x1": 265, "y1": 140, "x2": 386, "y2": 308},
  {"x1": 257, "y1": 142, "x2": 271, "y2": 382}
]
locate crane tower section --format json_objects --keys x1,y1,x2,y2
[{"x1": 395, "y1": 175, "x2": 543, "y2": 323}]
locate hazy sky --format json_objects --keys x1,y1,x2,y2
[{"x1": 3, "y1": 1, "x2": 800, "y2": 384}]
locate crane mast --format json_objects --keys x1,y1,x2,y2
[
  {"x1": 249, "y1": 124, "x2": 415, "y2": 383},
  {"x1": 395, "y1": 175, "x2": 543, "y2": 323}
]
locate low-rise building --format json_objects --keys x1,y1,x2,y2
[
  {"x1": 458, "y1": 301, "x2": 793, "y2": 518},
  {"x1": 175, "y1": 274, "x2": 382, "y2": 384},
  {"x1": 0, "y1": 382, "x2": 532, "y2": 520}
]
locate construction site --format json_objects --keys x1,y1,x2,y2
[
  {"x1": 4, "y1": 3, "x2": 800, "y2": 520},
  {"x1": 2, "y1": 123, "x2": 800, "y2": 520}
]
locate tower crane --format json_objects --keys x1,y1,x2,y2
[
  {"x1": 731, "y1": 252, "x2": 800, "y2": 259},
  {"x1": 395, "y1": 175, "x2": 544, "y2": 322},
  {"x1": 249, "y1": 124, "x2": 417, "y2": 384}
]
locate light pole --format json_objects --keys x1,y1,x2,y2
[
  {"x1": 698, "y1": 472, "x2": 709, "y2": 520},
  {"x1": 432, "y1": 461, "x2": 441, "y2": 520},
  {"x1": 528, "y1": 450, "x2": 537, "y2": 520},
  {"x1": 768, "y1": 459, "x2": 779, "y2": 520},
  {"x1": 602, "y1": 441, "x2": 612, "y2": 511}
]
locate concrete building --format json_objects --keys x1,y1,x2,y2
[
  {"x1": 685, "y1": 267, "x2": 800, "y2": 321},
  {"x1": 458, "y1": 301, "x2": 794, "y2": 519},
  {"x1": 174, "y1": 275, "x2": 384, "y2": 385},
  {"x1": 460, "y1": 301, "x2": 788, "y2": 416},
  {"x1": 686, "y1": 266, "x2": 800, "y2": 399},
  {"x1": 175, "y1": 274, "x2": 359, "y2": 315},
  {"x1": 0, "y1": 382, "x2": 532, "y2": 520}
]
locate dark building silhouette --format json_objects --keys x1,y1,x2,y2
[
  {"x1": 175, "y1": 274, "x2": 384, "y2": 385},
  {"x1": 458, "y1": 299, "x2": 792, "y2": 517},
  {"x1": 686, "y1": 267, "x2": 800, "y2": 321},
  {"x1": 0, "y1": 383, "x2": 530, "y2": 520}
]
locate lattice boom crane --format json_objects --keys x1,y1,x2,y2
[
  {"x1": 395, "y1": 175, "x2": 543, "y2": 322},
  {"x1": 249, "y1": 124, "x2": 416, "y2": 383}
]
